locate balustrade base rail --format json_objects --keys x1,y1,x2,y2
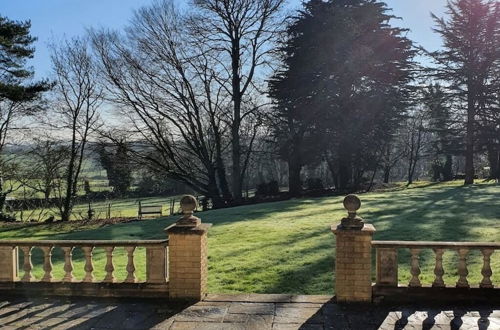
[
  {"x1": 373, "y1": 284, "x2": 500, "y2": 304},
  {"x1": 0, "y1": 281, "x2": 169, "y2": 299}
]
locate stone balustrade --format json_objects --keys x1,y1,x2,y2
[
  {"x1": 0, "y1": 240, "x2": 170, "y2": 298},
  {"x1": 0, "y1": 195, "x2": 212, "y2": 301},
  {"x1": 372, "y1": 241, "x2": 500, "y2": 290},
  {"x1": 0, "y1": 240, "x2": 168, "y2": 284},
  {"x1": 332, "y1": 194, "x2": 500, "y2": 304}
]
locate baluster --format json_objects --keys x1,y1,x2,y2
[
  {"x1": 480, "y1": 249, "x2": 494, "y2": 288},
  {"x1": 432, "y1": 248, "x2": 445, "y2": 287},
  {"x1": 82, "y1": 246, "x2": 95, "y2": 283},
  {"x1": 62, "y1": 247, "x2": 75, "y2": 282},
  {"x1": 409, "y1": 248, "x2": 421, "y2": 287},
  {"x1": 40, "y1": 246, "x2": 54, "y2": 282},
  {"x1": 103, "y1": 246, "x2": 115, "y2": 282},
  {"x1": 20, "y1": 246, "x2": 35, "y2": 282},
  {"x1": 125, "y1": 246, "x2": 137, "y2": 283},
  {"x1": 456, "y1": 248, "x2": 469, "y2": 288}
]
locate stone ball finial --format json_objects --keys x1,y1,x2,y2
[
  {"x1": 180, "y1": 195, "x2": 198, "y2": 215},
  {"x1": 177, "y1": 195, "x2": 201, "y2": 227},
  {"x1": 340, "y1": 194, "x2": 364, "y2": 229},
  {"x1": 343, "y1": 194, "x2": 361, "y2": 216}
]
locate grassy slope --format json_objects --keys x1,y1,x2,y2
[{"x1": 0, "y1": 181, "x2": 498, "y2": 294}]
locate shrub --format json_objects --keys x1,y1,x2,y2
[
  {"x1": 255, "y1": 180, "x2": 280, "y2": 197},
  {"x1": 305, "y1": 178, "x2": 324, "y2": 190},
  {"x1": 0, "y1": 212, "x2": 16, "y2": 222}
]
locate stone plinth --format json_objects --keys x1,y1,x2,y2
[
  {"x1": 332, "y1": 224, "x2": 375, "y2": 303},
  {"x1": 166, "y1": 223, "x2": 212, "y2": 301},
  {"x1": 0, "y1": 246, "x2": 18, "y2": 282}
]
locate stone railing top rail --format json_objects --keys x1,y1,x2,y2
[
  {"x1": 0, "y1": 239, "x2": 168, "y2": 247},
  {"x1": 372, "y1": 240, "x2": 500, "y2": 249}
]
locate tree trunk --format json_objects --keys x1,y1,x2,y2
[
  {"x1": 442, "y1": 155, "x2": 453, "y2": 181},
  {"x1": 407, "y1": 155, "x2": 416, "y2": 185},
  {"x1": 231, "y1": 37, "x2": 243, "y2": 203},
  {"x1": 487, "y1": 147, "x2": 500, "y2": 180},
  {"x1": 0, "y1": 193, "x2": 7, "y2": 214},
  {"x1": 407, "y1": 173, "x2": 414, "y2": 185},
  {"x1": 61, "y1": 116, "x2": 78, "y2": 222},
  {"x1": 44, "y1": 187, "x2": 51, "y2": 201},
  {"x1": 207, "y1": 169, "x2": 225, "y2": 209},
  {"x1": 338, "y1": 158, "x2": 351, "y2": 191},
  {"x1": 61, "y1": 155, "x2": 76, "y2": 221},
  {"x1": 215, "y1": 155, "x2": 232, "y2": 202},
  {"x1": 367, "y1": 169, "x2": 377, "y2": 192},
  {"x1": 383, "y1": 167, "x2": 390, "y2": 184},
  {"x1": 464, "y1": 88, "x2": 475, "y2": 185},
  {"x1": 288, "y1": 156, "x2": 302, "y2": 197},
  {"x1": 432, "y1": 162, "x2": 441, "y2": 182},
  {"x1": 231, "y1": 123, "x2": 242, "y2": 203}
]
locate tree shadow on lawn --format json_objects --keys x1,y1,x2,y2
[
  {"x1": 363, "y1": 184, "x2": 499, "y2": 242},
  {"x1": 15, "y1": 183, "x2": 500, "y2": 292},
  {"x1": 22, "y1": 198, "x2": 318, "y2": 282},
  {"x1": 363, "y1": 184, "x2": 500, "y2": 286},
  {"x1": 208, "y1": 226, "x2": 335, "y2": 294}
]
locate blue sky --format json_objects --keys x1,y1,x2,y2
[{"x1": 2, "y1": 0, "x2": 448, "y2": 79}]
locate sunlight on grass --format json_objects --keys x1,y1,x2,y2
[{"x1": 1, "y1": 181, "x2": 499, "y2": 294}]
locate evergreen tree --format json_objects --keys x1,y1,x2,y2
[
  {"x1": 430, "y1": 0, "x2": 500, "y2": 184},
  {"x1": 269, "y1": 0, "x2": 415, "y2": 193},
  {"x1": 97, "y1": 142, "x2": 132, "y2": 196},
  {"x1": 0, "y1": 16, "x2": 50, "y2": 214},
  {"x1": 0, "y1": 15, "x2": 49, "y2": 103}
]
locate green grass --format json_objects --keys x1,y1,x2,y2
[
  {"x1": 0, "y1": 181, "x2": 499, "y2": 295},
  {"x1": 9, "y1": 196, "x2": 182, "y2": 222}
]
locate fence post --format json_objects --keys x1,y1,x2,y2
[
  {"x1": 0, "y1": 246, "x2": 18, "y2": 281},
  {"x1": 166, "y1": 195, "x2": 211, "y2": 300},
  {"x1": 332, "y1": 195, "x2": 375, "y2": 303}
]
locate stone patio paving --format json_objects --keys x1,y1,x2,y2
[{"x1": 0, "y1": 294, "x2": 498, "y2": 330}]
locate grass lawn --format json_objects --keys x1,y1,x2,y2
[
  {"x1": 0, "y1": 181, "x2": 498, "y2": 295},
  {"x1": 9, "y1": 195, "x2": 182, "y2": 222}
]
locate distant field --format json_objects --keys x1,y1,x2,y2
[
  {"x1": 6, "y1": 179, "x2": 112, "y2": 200},
  {"x1": 0, "y1": 181, "x2": 498, "y2": 295}
]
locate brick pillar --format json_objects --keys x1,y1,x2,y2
[
  {"x1": 0, "y1": 246, "x2": 18, "y2": 281},
  {"x1": 166, "y1": 195, "x2": 211, "y2": 301},
  {"x1": 332, "y1": 195, "x2": 376, "y2": 303}
]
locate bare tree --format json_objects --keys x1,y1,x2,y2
[
  {"x1": 404, "y1": 109, "x2": 430, "y2": 185},
  {"x1": 91, "y1": 5, "x2": 230, "y2": 207},
  {"x1": 22, "y1": 137, "x2": 68, "y2": 200},
  {"x1": 188, "y1": 0, "x2": 286, "y2": 202},
  {"x1": 379, "y1": 141, "x2": 406, "y2": 184},
  {"x1": 50, "y1": 37, "x2": 102, "y2": 221}
]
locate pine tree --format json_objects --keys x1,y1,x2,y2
[
  {"x1": 0, "y1": 16, "x2": 49, "y2": 102},
  {"x1": 430, "y1": 0, "x2": 500, "y2": 184},
  {"x1": 0, "y1": 16, "x2": 50, "y2": 215}
]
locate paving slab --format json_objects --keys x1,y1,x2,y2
[
  {"x1": 173, "y1": 305, "x2": 227, "y2": 322},
  {"x1": 228, "y1": 302, "x2": 275, "y2": 315},
  {"x1": 0, "y1": 295, "x2": 498, "y2": 329}
]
